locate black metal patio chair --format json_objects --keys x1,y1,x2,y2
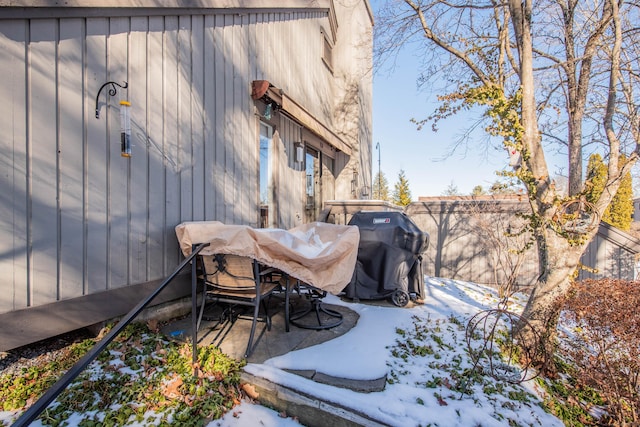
[{"x1": 196, "y1": 254, "x2": 279, "y2": 358}]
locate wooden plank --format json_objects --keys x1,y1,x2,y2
[
  {"x1": 203, "y1": 15, "x2": 217, "y2": 220},
  {"x1": 254, "y1": 13, "x2": 268, "y2": 79},
  {"x1": 29, "y1": 19, "x2": 59, "y2": 306},
  {"x1": 244, "y1": 14, "x2": 257, "y2": 226},
  {"x1": 247, "y1": 13, "x2": 260, "y2": 228},
  {"x1": 86, "y1": 17, "x2": 109, "y2": 294},
  {"x1": 223, "y1": 14, "x2": 235, "y2": 223},
  {"x1": 58, "y1": 18, "x2": 86, "y2": 300},
  {"x1": 129, "y1": 16, "x2": 149, "y2": 284},
  {"x1": 107, "y1": 17, "x2": 130, "y2": 289},
  {"x1": 248, "y1": 13, "x2": 258, "y2": 78},
  {"x1": 0, "y1": 20, "x2": 29, "y2": 313},
  {"x1": 235, "y1": 14, "x2": 250, "y2": 224},
  {"x1": 214, "y1": 14, "x2": 226, "y2": 222},
  {"x1": 191, "y1": 15, "x2": 205, "y2": 221},
  {"x1": 252, "y1": 13, "x2": 267, "y2": 228},
  {"x1": 163, "y1": 15, "x2": 182, "y2": 272},
  {"x1": 147, "y1": 16, "x2": 167, "y2": 278},
  {"x1": 178, "y1": 14, "x2": 193, "y2": 222}
]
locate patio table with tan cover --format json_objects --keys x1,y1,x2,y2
[{"x1": 175, "y1": 221, "x2": 360, "y2": 295}]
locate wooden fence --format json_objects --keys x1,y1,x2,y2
[{"x1": 325, "y1": 197, "x2": 640, "y2": 288}]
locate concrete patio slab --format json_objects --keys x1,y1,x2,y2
[{"x1": 161, "y1": 292, "x2": 387, "y2": 388}]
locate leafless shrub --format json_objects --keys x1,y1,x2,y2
[
  {"x1": 467, "y1": 199, "x2": 534, "y2": 297},
  {"x1": 560, "y1": 279, "x2": 640, "y2": 426}
]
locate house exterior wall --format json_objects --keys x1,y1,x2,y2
[
  {"x1": 0, "y1": 1, "x2": 373, "y2": 316},
  {"x1": 332, "y1": 0, "x2": 373, "y2": 200}
]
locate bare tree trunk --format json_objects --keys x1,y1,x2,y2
[
  {"x1": 561, "y1": 0, "x2": 613, "y2": 196},
  {"x1": 520, "y1": 230, "x2": 589, "y2": 367},
  {"x1": 509, "y1": 0, "x2": 555, "y2": 205},
  {"x1": 509, "y1": 0, "x2": 589, "y2": 365}
]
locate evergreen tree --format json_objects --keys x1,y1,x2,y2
[
  {"x1": 372, "y1": 171, "x2": 390, "y2": 201},
  {"x1": 471, "y1": 185, "x2": 486, "y2": 196},
  {"x1": 392, "y1": 170, "x2": 412, "y2": 206},
  {"x1": 585, "y1": 154, "x2": 607, "y2": 204},
  {"x1": 606, "y1": 167, "x2": 633, "y2": 230},
  {"x1": 442, "y1": 181, "x2": 460, "y2": 196},
  {"x1": 489, "y1": 179, "x2": 518, "y2": 195},
  {"x1": 585, "y1": 153, "x2": 633, "y2": 230}
]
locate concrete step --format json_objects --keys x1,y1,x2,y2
[{"x1": 240, "y1": 371, "x2": 389, "y2": 427}]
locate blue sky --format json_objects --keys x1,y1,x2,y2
[
  {"x1": 369, "y1": 1, "x2": 568, "y2": 199},
  {"x1": 372, "y1": 48, "x2": 512, "y2": 198}
]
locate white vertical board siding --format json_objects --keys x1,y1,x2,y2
[
  {"x1": 238, "y1": 15, "x2": 254, "y2": 226},
  {"x1": 0, "y1": 20, "x2": 29, "y2": 310},
  {"x1": 202, "y1": 15, "x2": 217, "y2": 221},
  {"x1": 107, "y1": 17, "x2": 130, "y2": 290},
  {"x1": 0, "y1": 5, "x2": 371, "y2": 313},
  {"x1": 213, "y1": 14, "x2": 226, "y2": 222},
  {"x1": 146, "y1": 16, "x2": 166, "y2": 278},
  {"x1": 222, "y1": 13, "x2": 237, "y2": 223},
  {"x1": 162, "y1": 16, "x2": 182, "y2": 274},
  {"x1": 247, "y1": 14, "x2": 260, "y2": 227},
  {"x1": 58, "y1": 18, "x2": 86, "y2": 300},
  {"x1": 233, "y1": 14, "x2": 247, "y2": 224},
  {"x1": 0, "y1": 13, "x2": 235, "y2": 312},
  {"x1": 178, "y1": 15, "x2": 192, "y2": 224},
  {"x1": 85, "y1": 17, "x2": 109, "y2": 295},
  {"x1": 191, "y1": 15, "x2": 205, "y2": 222},
  {"x1": 129, "y1": 16, "x2": 149, "y2": 285},
  {"x1": 29, "y1": 19, "x2": 59, "y2": 305}
]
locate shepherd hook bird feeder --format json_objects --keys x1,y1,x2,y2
[
  {"x1": 95, "y1": 81, "x2": 131, "y2": 158},
  {"x1": 119, "y1": 100, "x2": 132, "y2": 157}
]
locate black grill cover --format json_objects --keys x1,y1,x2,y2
[{"x1": 345, "y1": 211, "x2": 429, "y2": 301}]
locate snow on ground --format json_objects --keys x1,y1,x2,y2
[
  {"x1": 212, "y1": 277, "x2": 562, "y2": 427},
  {"x1": 209, "y1": 401, "x2": 303, "y2": 427},
  {"x1": 1, "y1": 277, "x2": 563, "y2": 427}
]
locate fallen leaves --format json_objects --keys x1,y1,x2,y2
[
  {"x1": 162, "y1": 375, "x2": 184, "y2": 399},
  {"x1": 241, "y1": 383, "x2": 260, "y2": 400},
  {"x1": 146, "y1": 319, "x2": 160, "y2": 332},
  {"x1": 2, "y1": 324, "x2": 246, "y2": 426}
]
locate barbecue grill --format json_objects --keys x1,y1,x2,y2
[{"x1": 345, "y1": 211, "x2": 429, "y2": 307}]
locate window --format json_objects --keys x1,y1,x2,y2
[
  {"x1": 305, "y1": 148, "x2": 319, "y2": 208},
  {"x1": 259, "y1": 122, "x2": 274, "y2": 228},
  {"x1": 305, "y1": 147, "x2": 322, "y2": 225},
  {"x1": 322, "y1": 31, "x2": 333, "y2": 72}
]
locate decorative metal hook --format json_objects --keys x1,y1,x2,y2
[{"x1": 95, "y1": 81, "x2": 128, "y2": 119}]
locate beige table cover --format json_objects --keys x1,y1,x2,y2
[{"x1": 175, "y1": 221, "x2": 360, "y2": 295}]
